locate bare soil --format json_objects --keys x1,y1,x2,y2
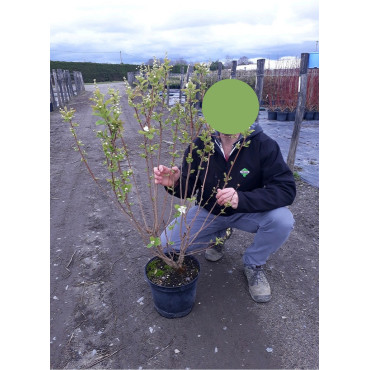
[
  {"x1": 146, "y1": 256, "x2": 200, "y2": 287},
  {"x1": 50, "y1": 83, "x2": 319, "y2": 369}
]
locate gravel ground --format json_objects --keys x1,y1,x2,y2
[{"x1": 257, "y1": 110, "x2": 319, "y2": 188}]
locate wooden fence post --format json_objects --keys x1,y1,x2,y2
[
  {"x1": 60, "y1": 69, "x2": 69, "y2": 104},
  {"x1": 66, "y1": 70, "x2": 74, "y2": 97},
  {"x1": 56, "y1": 69, "x2": 66, "y2": 107},
  {"x1": 50, "y1": 76, "x2": 57, "y2": 111},
  {"x1": 62, "y1": 69, "x2": 70, "y2": 103},
  {"x1": 218, "y1": 62, "x2": 222, "y2": 81},
  {"x1": 287, "y1": 53, "x2": 309, "y2": 171},
  {"x1": 79, "y1": 72, "x2": 85, "y2": 91},
  {"x1": 179, "y1": 65, "x2": 184, "y2": 103},
  {"x1": 75, "y1": 71, "x2": 85, "y2": 91},
  {"x1": 186, "y1": 65, "x2": 193, "y2": 83},
  {"x1": 50, "y1": 69, "x2": 85, "y2": 110},
  {"x1": 73, "y1": 71, "x2": 80, "y2": 94},
  {"x1": 255, "y1": 59, "x2": 265, "y2": 123},
  {"x1": 167, "y1": 73, "x2": 170, "y2": 106},
  {"x1": 255, "y1": 59, "x2": 265, "y2": 104},
  {"x1": 127, "y1": 72, "x2": 134, "y2": 86},
  {"x1": 195, "y1": 72, "x2": 201, "y2": 109},
  {"x1": 230, "y1": 61, "x2": 237, "y2": 79},
  {"x1": 52, "y1": 69, "x2": 62, "y2": 108},
  {"x1": 63, "y1": 70, "x2": 72, "y2": 101}
]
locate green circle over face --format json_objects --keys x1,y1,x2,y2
[{"x1": 202, "y1": 79, "x2": 259, "y2": 134}]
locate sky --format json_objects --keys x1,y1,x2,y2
[{"x1": 50, "y1": 0, "x2": 319, "y2": 65}]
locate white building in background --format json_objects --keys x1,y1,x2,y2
[{"x1": 236, "y1": 57, "x2": 300, "y2": 70}]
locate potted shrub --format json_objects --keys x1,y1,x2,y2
[
  {"x1": 313, "y1": 102, "x2": 319, "y2": 121},
  {"x1": 263, "y1": 71, "x2": 278, "y2": 120},
  {"x1": 271, "y1": 59, "x2": 300, "y2": 122},
  {"x1": 60, "y1": 57, "x2": 252, "y2": 318},
  {"x1": 285, "y1": 68, "x2": 299, "y2": 121},
  {"x1": 305, "y1": 69, "x2": 319, "y2": 120},
  {"x1": 312, "y1": 70, "x2": 319, "y2": 120},
  {"x1": 274, "y1": 66, "x2": 288, "y2": 121}
]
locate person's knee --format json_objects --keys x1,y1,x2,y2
[{"x1": 264, "y1": 207, "x2": 294, "y2": 233}]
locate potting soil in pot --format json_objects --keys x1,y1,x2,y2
[{"x1": 146, "y1": 256, "x2": 199, "y2": 287}]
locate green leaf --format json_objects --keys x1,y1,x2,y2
[{"x1": 95, "y1": 120, "x2": 106, "y2": 125}]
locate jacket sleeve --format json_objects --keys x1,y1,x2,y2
[
  {"x1": 236, "y1": 139, "x2": 296, "y2": 213},
  {"x1": 164, "y1": 142, "x2": 200, "y2": 199}
]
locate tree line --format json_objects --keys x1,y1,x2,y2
[
  {"x1": 51, "y1": 56, "x2": 253, "y2": 83},
  {"x1": 50, "y1": 61, "x2": 140, "y2": 83}
]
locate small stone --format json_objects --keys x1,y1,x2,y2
[
  {"x1": 266, "y1": 347, "x2": 273, "y2": 353},
  {"x1": 136, "y1": 297, "x2": 144, "y2": 304},
  {"x1": 174, "y1": 349, "x2": 180, "y2": 354}
]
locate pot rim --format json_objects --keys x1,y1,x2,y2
[{"x1": 144, "y1": 254, "x2": 200, "y2": 290}]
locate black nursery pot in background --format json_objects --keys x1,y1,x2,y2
[
  {"x1": 287, "y1": 111, "x2": 296, "y2": 121},
  {"x1": 304, "y1": 111, "x2": 315, "y2": 120},
  {"x1": 276, "y1": 111, "x2": 287, "y2": 121},
  {"x1": 267, "y1": 111, "x2": 277, "y2": 120},
  {"x1": 145, "y1": 255, "x2": 201, "y2": 319}
]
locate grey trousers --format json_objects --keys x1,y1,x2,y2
[{"x1": 160, "y1": 205, "x2": 295, "y2": 267}]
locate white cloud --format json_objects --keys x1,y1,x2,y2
[{"x1": 50, "y1": 0, "x2": 319, "y2": 63}]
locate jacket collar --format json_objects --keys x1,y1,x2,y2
[{"x1": 212, "y1": 123, "x2": 263, "y2": 155}]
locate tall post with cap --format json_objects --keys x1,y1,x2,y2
[
  {"x1": 287, "y1": 53, "x2": 309, "y2": 172},
  {"x1": 255, "y1": 59, "x2": 265, "y2": 123},
  {"x1": 230, "y1": 60, "x2": 237, "y2": 79}
]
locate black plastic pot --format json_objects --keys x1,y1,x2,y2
[
  {"x1": 304, "y1": 111, "x2": 314, "y2": 120},
  {"x1": 287, "y1": 111, "x2": 296, "y2": 121},
  {"x1": 267, "y1": 111, "x2": 277, "y2": 120},
  {"x1": 145, "y1": 255, "x2": 200, "y2": 319},
  {"x1": 313, "y1": 111, "x2": 319, "y2": 120},
  {"x1": 276, "y1": 111, "x2": 287, "y2": 121}
]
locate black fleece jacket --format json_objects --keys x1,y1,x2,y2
[{"x1": 165, "y1": 123, "x2": 296, "y2": 216}]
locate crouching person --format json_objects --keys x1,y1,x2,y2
[{"x1": 154, "y1": 123, "x2": 296, "y2": 303}]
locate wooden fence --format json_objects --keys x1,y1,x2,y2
[
  {"x1": 50, "y1": 69, "x2": 85, "y2": 111},
  {"x1": 127, "y1": 68, "x2": 256, "y2": 89}
]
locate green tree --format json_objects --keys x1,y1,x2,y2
[{"x1": 209, "y1": 60, "x2": 224, "y2": 71}]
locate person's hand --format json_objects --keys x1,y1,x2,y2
[
  {"x1": 153, "y1": 165, "x2": 180, "y2": 187},
  {"x1": 216, "y1": 187, "x2": 239, "y2": 209}
]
